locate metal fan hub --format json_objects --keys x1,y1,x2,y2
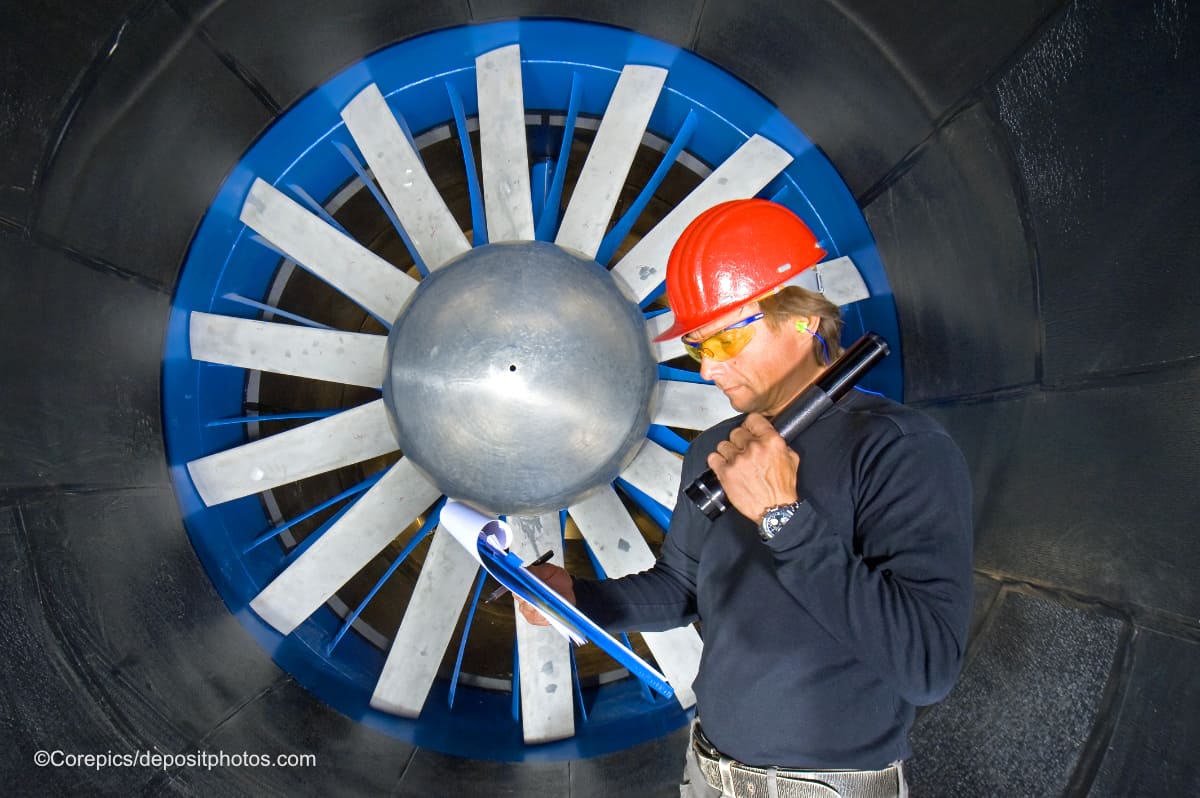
[{"x1": 383, "y1": 241, "x2": 656, "y2": 514}]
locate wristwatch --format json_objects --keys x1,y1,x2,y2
[{"x1": 758, "y1": 501, "x2": 801, "y2": 541}]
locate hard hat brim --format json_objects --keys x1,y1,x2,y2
[
  {"x1": 650, "y1": 258, "x2": 824, "y2": 343},
  {"x1": 652, "y1": 315, "x2": 702, "y2": 343}
]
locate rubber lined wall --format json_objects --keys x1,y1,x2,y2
[{"x1": 2, "y1": 1, "x2": 1197, "y2": 795}]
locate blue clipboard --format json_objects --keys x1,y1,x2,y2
[{"x1": 476, "y1": 539, "x2": 676, "y2": 702}]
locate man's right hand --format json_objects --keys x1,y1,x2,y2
[{"x1": 517, "y1": 563, "x2": 576, "y2": 625}]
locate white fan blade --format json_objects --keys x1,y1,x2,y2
[
  {"x1": 370, "y1": 524, "x2": 480, "y2": 717},
  {"x1": 186, "y1": 399, "x2": 398, "y2": 507},
  {"x1": 249, "y1": 457, "x2": 441, "y2": 636},
  {"x1": 240, "y1": 178, "x2": 418, "y2": 323},
  {"x1": 783, "y1": 255, "x2": 871, "y2": 306},
  {"x1": 652, "y1": 381, "x2": 735, "y2": 431},
  {"x1": 476, "y1": 44, "x2": 535, "y2": 241},
  {"x1": 639, "y1": 626, "x2": 702, "y2": 707},
  {"x1": 611, "y1": 135, "x2": 794, "y2": 302},
  {"x1": 619, "y1": 440, "x2": 683, "y2": 512},
  {"x1": 555, "y1": 65, "x2": 668, "y2": 258},
  {"x1": 189, "y1": 311, "x2": 387, "y2": 388},
  {"x1": 341, "y1": 84, "x2": 471, "y2": 270},
  {"x1": 509, "y1": 513, "x2": 573, "y2": 743},
  {"x1": 569, "y1": 486, "x2": 700, "y2": 707},
  {"x1": 646, "y1": 312, "x2": 688, "y2": 363}
]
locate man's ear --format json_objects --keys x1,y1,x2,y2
[{"x1": 795, "y1": 315, "x2": 820, "y2": 334}]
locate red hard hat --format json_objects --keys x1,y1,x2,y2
[{"x1": 653, "y1": 199, "x2": 826, "y2": 341}]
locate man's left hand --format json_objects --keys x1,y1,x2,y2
[{"x1": 707, "y1": 413, "x2": 801, "y2": 523}]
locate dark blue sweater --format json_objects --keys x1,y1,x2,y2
[{"x1": 573, "y1": 390, "x2": 974, "y2": 770}]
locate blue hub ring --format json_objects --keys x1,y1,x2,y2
[{"x1": 162, "y1": 19, "x2": 900, "y2": 762}]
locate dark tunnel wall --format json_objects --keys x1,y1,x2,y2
[{"x1": 2, "y1": 1, "x2": 1198, "y2": 795}]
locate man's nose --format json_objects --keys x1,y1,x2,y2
[{"x1": 699, "y1": 354, "x2": 722, "y2": 382}]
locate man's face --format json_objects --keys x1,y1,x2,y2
[{"x1": 687, "y1": 304, "x2": 824, "y2": 417}]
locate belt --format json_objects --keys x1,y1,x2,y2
[{"x1": 691, "y1": 724, "x2": 903, "y2": 798}]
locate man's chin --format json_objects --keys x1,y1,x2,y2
[{"x1": 723, "y1": 391, "x2": 759, "y2": 415}]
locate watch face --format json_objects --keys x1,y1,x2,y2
[{"x1": 760, "y1": 504, "x2": 795, "y2": 539}]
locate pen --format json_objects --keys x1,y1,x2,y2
[{"x1": 484, "y1": 549, "x2": 555, "y2": 603}]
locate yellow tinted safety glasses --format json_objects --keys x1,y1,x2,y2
[{"x1": 683, "y1": 313, "x2": 764, "y2": 362}]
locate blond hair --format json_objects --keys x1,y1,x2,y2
[{"x1": 758, "y1": 286, "x2": 845, "y2": 361}]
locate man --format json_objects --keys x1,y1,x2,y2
[{"x1": 523, "y1": 199, "x2": 973, "y2": 797}]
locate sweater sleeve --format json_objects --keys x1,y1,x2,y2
[
  {"x1": 571, "y1": 454, "x2": 711, "y2": 633},
  {"x1": 764, "y1": 429, "x2": 974, "y2": 705}
]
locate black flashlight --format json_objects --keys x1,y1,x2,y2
[{"x1": 683, "y1": 332, "x2": 890, "y2": 520}]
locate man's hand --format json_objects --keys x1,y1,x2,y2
[
  {"x1": 516, "y1": 563, "x2": 576, "y2": 625},
  {"x1": 707, "y1": 412, "x2": 801, "y2": 523}
]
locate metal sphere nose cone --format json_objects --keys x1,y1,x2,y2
[{"x1": 383, "y1": 241, "x2": 656, "y2": 515}]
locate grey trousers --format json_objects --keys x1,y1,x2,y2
[{"x1": 680, "y1": 736, "x2": 722, "y2": 798}]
